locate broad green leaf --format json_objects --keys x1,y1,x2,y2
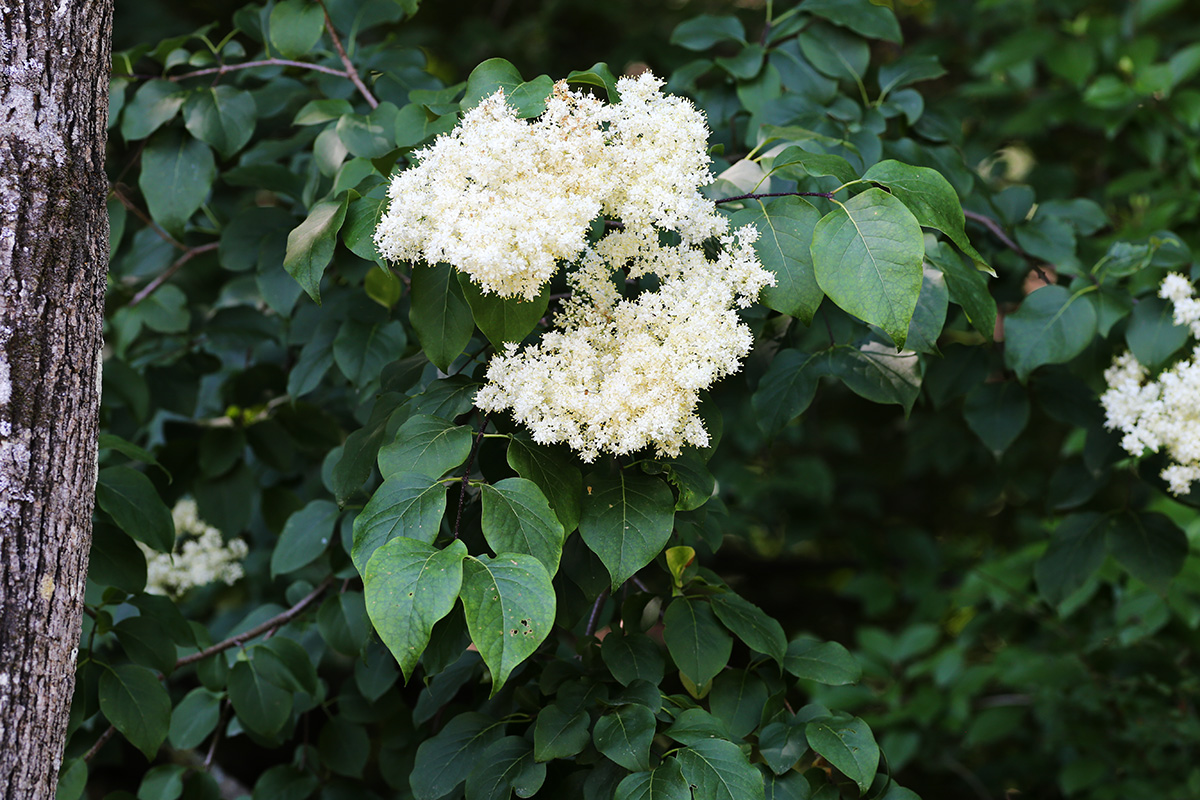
[
  {"x1": 963, "y1": 381, "x2": 1030, "y2": 455},
  {"x1": 812, "y1": 188, "x2": 925, "y2": 348},
  {"x1": 119, "y1": 80, "x2": 184, "y2": 141},
  {"x1": 878, "y1": 54, "x2": 946, "y2": 95},
  {"x1": 410, "y1": 263, "x2": 475, "y2": 372},
  {"x1": 460, "y1": 553, "x2": 556, "y2": 694},
  {"x1": 1126, "y1": 296, "x2": 1188, "y2": 369},
  {"x1": 594, "y1": 703, "x2": 657, "y2": 772},
  {"x1": 764, "y1": 770, "x2": 815, "y2": 800},
  {"x1": 767, "y1": 145, "x2": 858, "y2": 185},
  {"x1": 862, "y1": 160, "x2": 987, "y2": 270},
  {"x1": 182, "y1": 86, "x2": 256, "y2": 159},
  {"x1": 566, "y1": 62, "x2": 621, "y2": 102},
  {"x1": 798, "y1": 23, "x2": 869, "y2": 82},
  {"x1": 710, "y1": 670, "x2": 769, "y2": 739},
  {"x1": 395, "y1": 104, "x2": 457, "y2": 149},
  {"x1": 534, "y1": 704, "x2": 591, "y2": 762},
  {"x1": 481, "y1": 478, "x2": 566, "y2": 575},
  {"x1": 462, "y1": 58, "x2": 552, "y2": 117},
  {"x1": 671, "y1": 14, "x2": 745, "y2": 50},
  {"x1": 292, "y1": 98, "x2": 353, "y2": 126},
  {"x1": 319, "y1": 717, "x2": 370, "y2": 778},
  {"x1": 927, "y1": 241, "x2": 996, "y2": 339},
  {"x1": 752, "y1": 349, "x2": 821, "y2": 433},
  {"x1": 1003, "y1": 285, "x2": 1098, "y2": 381},
  {"x1": 601, "y1": 631, "x2": 667, "y2": 686},
  {"x1": 1107, "y1": 511, "x2": 1188, "y2": 593},
  {"x1": 332, "y1": 318, "x2": 407, "y2": 387},
  {"x1": 378, "y1": 414, "x2": 474, "y2": 480},
  {"x1": 784, "y1": 638, "x2": 861, "y2": 685},
  {"x1": 466, "y1": 736, "x2": 547, "y2": 800},
  {"x1": 663, "y1": 597, "x2": 733, "y2": 687},
  {"x1": 458, "y1": 273, "x2": 549, "y2": 347},
  {"x1": 95, "y1": 466, "x2": 175, "y2": 552},
  {"x1": 730, "y1": 197, "x2": 824, "y2": 324},
  {"x1": 284, "y1": 196, "x2": 349, "y2": 304},
  {"x1": 268, "y1": 0, "x2": 324, "y2": 58},
  {"x1": 228, "y1": 660, "x2": 292, "y2": 737},
  {"x1": 250, "y1": 636, "x2": 317, "y2": 695},
  {"x1": 676, "y1": 739, "x2": 766, "y2": 800},
  {"x1": 352, "y1": 472, "x2": 448, "y2": 571},
  {"x1": 799, "y1": 0, "x2": 901, "y2": 42},
  {"x1": 56, "y1": 759, "x2": 87, "y2": 800},
  {"x1": 758, "y1": 722, "x2": 809, "y2": 776},
  {"x1": 364, "y1": 537, "x2": 467, "y2": 681},
  {"x1": 99, "y1": 664, "x2": 171, "y2": 759},
  {"x1": 614, "y1": 761, "x2": 692, "y2": 800},
  {"x1": 365, "y1": 265, "x2": 402, "y2": 309},
  {"x1": 825, "y1": 340, "x2": 923, "y2": 414},
  {"x1": 710, "y1": 591, "x2": 787, "y2": 664},
  {"x1": 270, "y1": 499, "x2": 339, "y2": 577},
  {"x1": 664, "y1": 452, "x2": 715, "y2": 512},
  {"x1": 139, "y1": 131, "x2": 216, "y2": 238},
  {"x1": 506, "y1": 433, "x2": 583, "y2": 532},
  {"x1": 317, "y1": 590, "x2": 371, "y2": 656},
  {"x1": 1035, "y1": 512, "x2": 1107, "y2": 607},
  {"x1": 411, "y1": 712, "x2": 505, "y2": 800},
  {"x1": 218, "y1": 205, "x2": 293, "y2": 273},
  {"x1": 905, "y1": 265, "x2": 949, "y2": 354},
  {"x1": 717, "y1": 44, "x2": 765, "y2": 80},
  {"x1": 346, "y1": 193, "x2": 386, "y2": 264},
  {"x1": 252, "y1": 765, "x2": 318, "y2": 800},
  {"x1": 580, "y1": 471, "x2": 675, "y2": 590},
  {"x1": 138, "y1": 764, "x2": 186, "y2": 800},
  {"x1": 113, "y1": 616, "x2": 176, "y2": 675},
  {"x1": 805, "y1": 717, "x2": 879, "y2": 794},
  {"x1": 337, "y1": 102, "x2": 400, "y2": 158}
]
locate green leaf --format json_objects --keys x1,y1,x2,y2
[
  {"x1": 364, "y1": 537, "x2": 467, "y2": 681},
  {"x1": 271, "y1": 499, "x2": 339, "y2": 577},
  {"x1": 671, "y1": 15, "x2": 746, "y2": 51},
  {"x1": 458, "y1": 273, "x2": 549, "y2": 347},
  {"x1": 878, "y1": 54, "x2": 946, "y2": 95},
  {"x1": 120, "y1": 80, "x2": 186, "y2": 141},
  {"x1": 730, "y1": 197, "x2": 824, "y2": 324},
  {"x1": 466, "y1": 736, "x2": 547, "y2": 800},
  {"x1": 798, "y1": 23, "x2": 869, "y2": 82},
  {"x1": 825, "y1": 340, "x2": 923, "y2": 414},
  {"x1": 462, "y1": 58, "x2": 551, "y2": 117},
  {"x1": 601, "y1": 631, "x2": 666, "y2": 686},
  {"x1": 752, "y1": 350, "x2": 821, "y2": 434},
  {"x1": 318, "y1": 717, "x2": 370, "y2": 778},
  {"x1": 99, "y1": 664, "x2": 171, "y2": 759},
  {"x1": 710, "y1": 591, "x2": 787, "y2": 664},
  {"x1": 337, "y1": 102, "x2": 400, "y2": 158},
  {"x1": 1003, "y1": 285, "x2": 1098, "y2": 381},
  {"x1": 332, "y1": 318, "x2": 407, "y2": 387},
  {"x1": 284, "y1": 196, "x2": 349, "y2": 304},
  {"x1": 506, "y1": 433, "x2": 583, "y2": 532},
  {"x1": 664, "y1": 452, "x2": 715, "y2": 512},
  {"x1": 614, "y1": 761, "x2": 692, "y2": 800},
  {"x1": 758, "y1": 722, "x2": 809, "y2": 776},
  {"x1": 963, "y1": 381, "x2": 1030, "y2": 455},
  {"x1": 784, "y1": 638, "x2": 861, "y2": 685},
  {"x1": 410, "y1": 263, "x2": 475, "y2": 372},
  {"x1": 594, "y1": 703, "x2": 657, "y2": 771},
  {"x1": 812, "y1": 188, "x2": 925, "y2": 348},
  {"x1": 292, "y1": 98, "x2": 353, "y2": 126},
  {"x1": 481, "y1": 478, "x2": 566, "y2": 576},
  {"x1": 566, "y1": 62, "x2": 621, "y2": 102},
  {"x1": 138, "y1": 764, "x2": 186, "y2": 800},
  {"x1": 1126, "y1": 296, "x2": 1188, "y2": 369},
  {"x1": 904, "y1": 265, "x2": 949, "y2": 354},
  {"x1": 113, "y1": 616, "x2": 177, "y2": 675},
  {"x1": 352, "y1": 472, "x2": 448, "y2": 572},
  {"x1": 666, "y1": 708, "x2": 731, "y2": 745},
  {"x1": 395, "y1": 104, "x2": 457, "y2": 149},
  {"x1": 268, "y1": 0, "x2": 325, "y2": 58},
  {"x1": 251, "y1": 636, "x2": 318, "y2": 695},
  {"x1": 676, "y1": 739, "x2": 766, "y2": 800},
  {"x1": 228, "y1": 660, "x2": 292, "y2": 737},
  {"x1": 1107, "y1": 511, "x2": 1188, "y2": 593},
  {"x1": 317, "y1": 590, "x2": 371, "y2": 656},
  {"x1": 379, "y1": 414, "x2": 474, "y2": 480},
  {"x1": 804, "y1": 717, "x2": 879, "y2": 794},
  {"x1": 139, "y1": 131, "x2": 216, "y2": 238},
  {"x1": 460, "y1": 554, "x2": 556, "y2": 694},
  {"x1": 580, "y1": 471, "x2": 676, "y2": 590},
  {"x1": 534, "y1": 704, "x2": 591, "y2": 762},
  {"x1": 709, "y1": 670, "x2": 769, "y2": 739},
  {"x1": 663, "y1": 597, "x2": 733, "y2": 687},
  {"x1": 799, "y1": 0, "x2": 901, "y2": 42},
  {"x1": 182, "y1": 86, "x2": 256, "y2": 159},
  {"x1": 411, "y1": 712, "x2": 505, "y2": 800},
  {"x1": 252, "y1": 765, "x2": 317, "y2": 800},
  {"x1": 1035, "y1": 512, "x2": 1107, "y2": 607},
  {"x1": 927, "y1": 241, "x2": 996, "y2": 339},
  {"x1": 95, "y1": 466, "x2": 175, "y2": 552},
  {"x1": 56, "y1": 758, "x2": 87, "y2": 800},
  {"x1": 768, "y1": 146, "x2": 858, "y2": 185}
]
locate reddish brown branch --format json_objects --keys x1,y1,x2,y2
[
  {"x1": 127, "y1": 242, "x2": 219, "y2": 308},
  {"x1": 321, "y1": 8, "x2": 378, "y2": 109},
  {"x1": 82, "y1": 726, "x2": 116, "y2": 763},
  {"x1": 114, "y1": 58, "x2": 347, "y2": 83},
  {"x1": 110, "y1": 185, "x2": 185, "y2": 251}
]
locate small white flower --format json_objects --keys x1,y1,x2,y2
[{"x1": 139, "y1": 498, "x2": 248, "y2": 597}]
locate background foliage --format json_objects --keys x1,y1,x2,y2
[{"x1": 65, "y1": 1, "x2": 1200, "y2": 799}]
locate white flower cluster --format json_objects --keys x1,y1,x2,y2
[
  {"x1": 1101, "y1": 273, "x2": 1200, "y2": 495},
  {"x1": 140, "y1": 498, "x2": 248, "y2": 597},
  {"x1": 377, "y1": 72, "x2": 774, "y2": 461}
]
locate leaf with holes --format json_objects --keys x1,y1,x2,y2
[
  {"x1": 351, "y1": 473, "x2": 448, "y2": 572},
  {"x1": 675, "y1": 739, "x2": 765, "y2": 800}
]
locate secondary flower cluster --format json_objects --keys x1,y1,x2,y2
[
  {"x1": 377, "y1": 73, "x2": 773, "y2": 461},
  {"x1": 140, "y1": 498, "x2": 249, "y2": 597},
  {"x1": 1101, "y1": 273, "x2": 1200, "y2": 495}
]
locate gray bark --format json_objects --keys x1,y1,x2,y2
[{"x1": 0, "y1": 0, "x2": 112, "y2": 797}]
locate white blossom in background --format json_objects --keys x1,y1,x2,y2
[
  {"x1": 1101, "y1": 273, "x2": 1200, "y2": 495},
  {"x1": 140, "y1": 498, "x2": 248, "y2": 597},
  {"x1": 377, "y1": 71, "x2": 774, "y2": 461}
]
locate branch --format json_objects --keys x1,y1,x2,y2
[
  {"x1": 714, "y1": 190, "x2": 834, "y2": 205},
  {"x1": 127, "y1": 242, "x2": 220, "y2": 308},
  {"x1": 454, "y1": 418, "x2": 490, "y2": 539},
  {"x1": 963, "y1": 209, "x2": 1052, "y2": 285},
  {"x1": 114, "y1": 58, "x2": 348, "y2": 83},
  {"x1": 320, "y1": 6, "x2": 379, "y2": 109},
  {"x1": 584, "y1": 590, "x2": 609, "y2": 637},
  {"x1": 174, "y1": 576, "x2": 335, "y2": 668},
  {"x1": 82, "y1": 725, "x2": 116, "y2": 763},
  {"x1": 110, "y1": 184, "x2": 185, "y2": 251}
]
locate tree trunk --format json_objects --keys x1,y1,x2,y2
[{"x1": 0, "y1": 1, "x2": 112, "y2": 797}]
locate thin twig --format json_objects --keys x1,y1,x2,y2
[
  {"x1": 175, "y1": 576, "x2": 334, "y2": 668},
  {"x1": 584, "y1": 590, "x2": 610, "y2": 637},
  {"x1": 114, "y1": 58, "x2": 348, "y2": 83},
  {"x1": 714, "y1": 190, "x2": 834, "y2": 205},
  {"x1": 128, "y1": 242, "x2": 220, "y2": 308},
  {"x1": 110, "y1": 185, "x2": 185, "y2": 251},
  {"x1": 964, "y1": 209, "x2": 1052, "y2": 284},
  {"x1": 203, "y1": 701, "x2": 231, "y2": 769},
  {"x1": 83, "y1": 725, "x2": 117, "y2": 763},
  {"x1": 320, "y1": 7, "x2": 379, "y2": 109},
  {"x1": 454, "y1": 418, "x2": 490, "y2": 538}
]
